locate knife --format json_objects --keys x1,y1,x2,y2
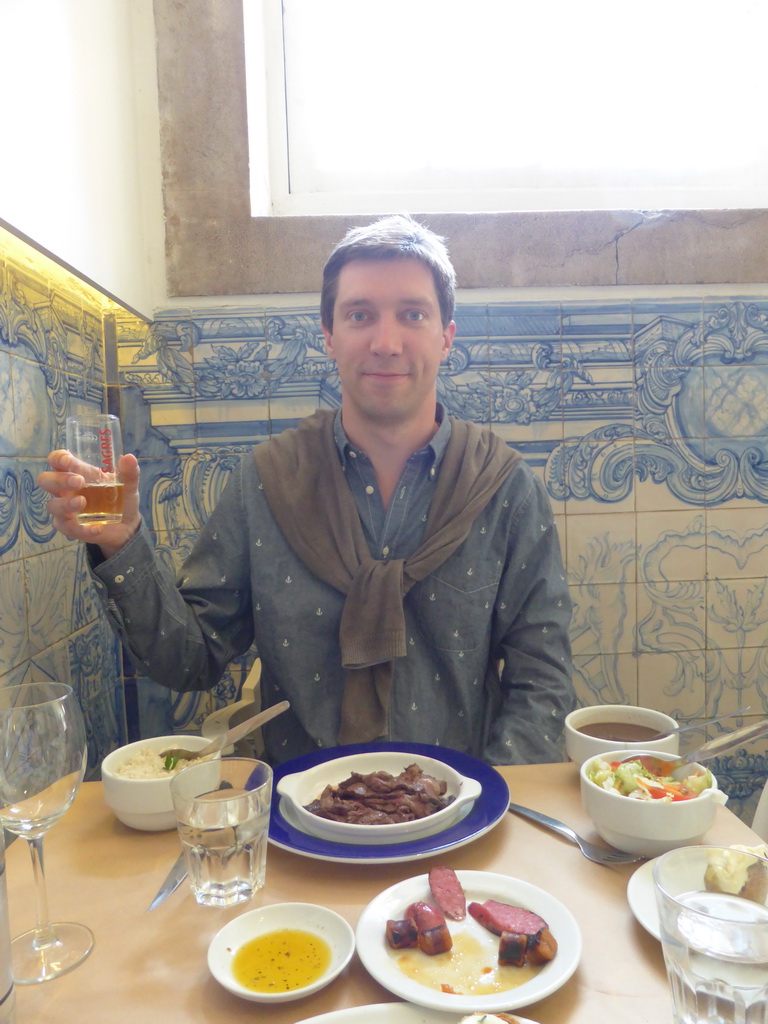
[
  {"x1": 146, "y1": 700, "x2": 290, "y2": 910},
  {"x1": 147, "y1": 852, "x2": 187, "y2": 910}
]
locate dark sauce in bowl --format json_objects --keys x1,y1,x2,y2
[{"x1": 576, "y1": 721, "x2": 662, "y2": 743}]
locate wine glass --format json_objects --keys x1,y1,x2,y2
[{"x1": 0, "y1": 681, "x2": 94, "y2": 984}]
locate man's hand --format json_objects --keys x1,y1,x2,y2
[{"x1": 38, "y1": 450, "x2": 141, "y2": 559}]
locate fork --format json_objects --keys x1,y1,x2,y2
[{"x1": 507, "y1": 800, "x2": 644, "y2": 865}]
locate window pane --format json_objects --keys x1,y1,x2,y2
[{"x1": 253, "y1": 0, "x2": 768, "y2": 213}]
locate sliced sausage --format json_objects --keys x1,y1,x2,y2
[
  {"x1": 406, "y1": 900, "x2": 453, "y2": 955},
  {"x1": 428, "y1": 865, "x2": 466, "y2": 920},
  {"x1": 468, "y1": 899, "x2": 548, "y2": 937},
  {"x1": 385, "y1": 917, "x2": 418, "y2": 949},
  {"x1": 526, "y1": 926, "x2": 558, "y2": 964},
  {"x1": 498, "y1": 930, "x2": 528, "y2": 967}
]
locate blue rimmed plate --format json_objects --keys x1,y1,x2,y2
[{"x1": 268, "y1": 741, "x2": 509, "y2": 865}]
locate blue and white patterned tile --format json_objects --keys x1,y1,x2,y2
[
  {"x1": 263, "y1": 308, "x2": 328, "y2": 378},
  {"x1": 713, "y1": 747, "x2": 767, "y2": 826},
  {"x1": 634, "y1": 475, "x2": 709, "y2": 514},
  {"x1": 0, "y1": 662, "x2": 28, "y2": 688},
  {"x1": 701, "y1": 298, "x2": 768, "y2": 367},
  {"x1": 0, "y1": 257, "x2": 9, "y2": 355},
  {"x1": 17, "y1": 457, "x2": 63, "y2": 559},
  {"x1": 24, "y1": 546, "x2": 79, "y2": 656},
  {"x1": 635, "y1": 650, "x2": 707, "y2": 719},
  {"x1": 0, "y1": 351, "x2": 15, "y2": 455},
  {"x1": 703, "y1": 364, "x2": 768, "y2": 440},
  {"x1": 117, "y1": 315, "x2": 196, "y2": 421},
  {"x1": 486, "y1": 300, "x2": 560, "y2": 347},
  {"x1": 704, "y1": 650, "x2": 768, "y2": 720},
  {"x1": 23, "y1": 639, "x2": 73, "y2": 689},
  {"x1": 139, "y1": 449, "x2": 245, "y2": 537},
  {"x1": 636, "y1": 580, "x2": 706, "y2": 655},
  {"x1": 0, "y1": 458, "x2": 21, "y2": 567},
  {"x1": 9, "y1": 354, "x2": 61, "y2": 456},
  {"x1": 192, "y1": 315, "x2": 267, "y2": 398},
  {"x1": 551, "y1": 438, "x2": 636, "y2": 513},
  {"x1": 633, "y1": 298, "x2": 704, "y2": 341},
  {"x1": 0, "y1": 560, "x2": 28, "y2": 675},
  {"x1": 636, "y1": 510, "x2": 707, "y2": 583},
  {"x1": 706, "y1": 508, "x2": 768, "y2": 580},
  {"x1": 566, "y1": 511, "x2": 637, "y2": 585},
  {"x1": 569, "y1": 582, "x2": 636, "y2": 656},
  {"x1": 571, "y1": 652, "x2": 638, "y2": 707},
  {"x1": 708, "y1": 580, "x2": 768, "y2": 651},
  {"x1": 4, "y1": 263, "x2": 51, "y2": 366}
]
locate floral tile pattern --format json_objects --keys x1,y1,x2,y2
[{"x1": 2, "y1": 228, "x2": 768, "y2": 823}]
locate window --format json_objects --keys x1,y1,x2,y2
[{"x1": 244, "y1": 0, "x2": 768, "y2": 216}]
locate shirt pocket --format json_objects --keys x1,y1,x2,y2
[{"x1": 415, "y1": 558, "x2": 503, "y2": 652}]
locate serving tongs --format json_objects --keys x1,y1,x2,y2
[{"x1": 620, "y1": 716, "x2": 768, "y2": 777}]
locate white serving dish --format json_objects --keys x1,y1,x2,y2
[
  {"x1": 565, "y1": 704, "x2": 680, "y2": 766},
  {"x1": 101, "y1": 734, "x2": 219, "y2": 831},
  {"x1": 207, "y1": 902, "x2": 355, "y2": 1003},
  {"x1": 580, "y1": 748, "x2": 728, "y2": 857},
  {"x1": 276, "y1": 750, "x2": 482, "y2": 845},
  {"x1": 355, "y1": 869, "x2": 581, "y2": 1014}
]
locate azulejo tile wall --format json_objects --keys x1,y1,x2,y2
[
  {"x1": 2, "y1": 223, "x2": 767, "y2": 821},
  {"x1": 0, "y1": 240, "x2": 132, "y2": 777},
  {"x1": 116, "y1": 295, "x2": 768, "y2": 822}
]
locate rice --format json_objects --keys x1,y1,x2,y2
[{"x1": 114, "y1": 747, "x2": 196, "y2": 780}]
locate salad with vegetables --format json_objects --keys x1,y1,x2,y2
[{"x1": 586, "y1": 756, "x2": 713, "y2": 802}]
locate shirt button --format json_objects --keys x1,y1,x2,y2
[
  {"x1": 349, "y1": 450, "x2": 357, "y2": 458},
  {"x1": 114, "y1": 574, "x2": 124, "y2": 583},
  {"x1": 429, "y1": 467, "x2": 436, "y2": 478},
  {"x1": 382, "y1": 546, "x2": 390, "y2": 557},
  {"x1": 365, "y1": 485, "x2": 375, "y2": 495}
]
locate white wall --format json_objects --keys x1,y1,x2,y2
[{"x1": 0, "y1": 0, "x2": 165, "y2": 317}]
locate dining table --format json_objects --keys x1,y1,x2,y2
[{"x1": 8, "y1": 760, "x2": 764, "y2": 1024}]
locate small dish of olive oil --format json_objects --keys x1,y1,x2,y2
[{"x1": 208, "y1": 903, "x2": 355, "y2": 1003}]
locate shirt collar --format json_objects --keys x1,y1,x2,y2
[{"x1": 333, "y1": 404, "x2": 452, "y2": 466}]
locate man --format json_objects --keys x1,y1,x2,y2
[{"x1": 39, "y1": 215, "x2": 574, "y2": 765}]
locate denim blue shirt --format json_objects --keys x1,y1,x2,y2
[{"x1": 90, "y1": 411, "x2": 574, "y2": 766}]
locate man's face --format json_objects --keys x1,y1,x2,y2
[{"x1": 322, "y1": 258, "x2": 455, "y2": 431}]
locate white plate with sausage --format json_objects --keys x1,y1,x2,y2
[
  {"x1": 355, "y1": 870, "x2": 581, "y2": 1014},
  {"x1": 297, "y1": 1005, "x2": 540, "y2": 1023}
]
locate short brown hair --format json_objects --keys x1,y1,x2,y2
[{"x1": 321, "y1": 214, "x2": 456, "y2": 330}]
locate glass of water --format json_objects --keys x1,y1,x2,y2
[
  {"x1": 170, "y1": 757, "x2": 272, "y2": 908},
  {"x1": 653, "y1": 845, "x2": 768, "y2": 1024}
]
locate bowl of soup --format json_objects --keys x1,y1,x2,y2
[{"x1": 564, "y1": 704, "x2": 680, "y2": 766}]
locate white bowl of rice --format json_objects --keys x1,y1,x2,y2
[{"x1": 101, "y1": 735, "x2": 220, "y2": 831}]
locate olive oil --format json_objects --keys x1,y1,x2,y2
[{"x1": 232, "y1": 928, "x2": 332, "y2": 992}]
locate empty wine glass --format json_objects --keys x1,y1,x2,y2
[{"x1": 0, "y1": 682, "x2": 94, "y2": 984}]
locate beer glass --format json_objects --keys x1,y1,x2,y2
[{"x1": 65, "y1": 414, "x2": 124, "y2": 523}]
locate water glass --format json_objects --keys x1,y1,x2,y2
[
  {"x1": 653, "y1": 845, "x2": 768, "y2": 1024},
  {"x1": 65, "y1": 413, "x2": 124, "y2": 523},
  {"x1": 170, "y1": 757, "x2": 272, "y2": 908}
]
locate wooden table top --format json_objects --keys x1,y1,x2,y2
[{"x1": 8, "y1": 760, "x2": 763, "y2": 1023}]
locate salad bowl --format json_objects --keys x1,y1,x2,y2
[{"x1": 580, "y1": 748, "x2": 728, "y2": 857}]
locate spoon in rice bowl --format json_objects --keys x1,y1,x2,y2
[{"x1": 160, "y1": 701, "x2": 289, "y2": 764}]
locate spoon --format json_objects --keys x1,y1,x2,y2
[
  {"x1": 619, "y1": 717, "x2": 768, "y2": 776},
  {"x1": 645, "y1": 705, "x2": 750, "y2": 741},
  {"x1": 160, "y1": 700, "x2": 290, "y2": 762}
]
